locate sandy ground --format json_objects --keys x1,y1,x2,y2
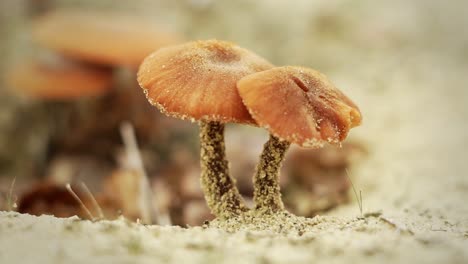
[
  {"x1": 1, "y1": 0, "x2": 467, "y2": 263},
  {"x1": 0, "y1": 209, "x2": 466, "y2": 264}
]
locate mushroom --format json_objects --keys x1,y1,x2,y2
[
  {"x1": 30, "y1": 9, "x2": 181, "y2": 159},
  {"x1": 17, "y1": 182, "x2": 93, "y2": 219},
  {"x1": 237, "y1": 66, "x2": 362, "y2": 214},
  {"x1": 6, "y1": 57, "x2": 111, "y2": 137},
  {"x1": 137, "y1": 40, "x2": 273, "y2": 218},
  {"x1": 6, "y1": 58, "x2": 112, "y2": 100},
  {"x1": 5, "y1": 56, "x2": 114, "y2": 174},
  {"x1": 32, "y1": 9, "x2": 180, "y2": 67}
]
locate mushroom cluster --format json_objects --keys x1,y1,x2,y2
[
  {"x1": 5, "y1": 8, "x2": 181, "y2": 174},
  {"x1": 137, "y1": 40, "x2": 362, "y2": 222},
  {"x1": 138, "y1": 40, "x2": 273, "y2": 218},
  {"x1": 4, "y1": 8, "x2": 184, "y2": 224}
]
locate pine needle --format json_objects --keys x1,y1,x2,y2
[
  {"x1": 7, "y1": 176, "x2": 17, "y2": 211},
  {"x1": 345, "y1": 169, "x2": 363, "y2": 217},
  {"x1": 80, "y1": 182, "x2": 104, "y2": 220},
  {"x1": 120, "y1": 121, "x2": 171, "y2": 225},
  {"x1": 66, "y1": 183, "x2": 95, "y2": 220}
]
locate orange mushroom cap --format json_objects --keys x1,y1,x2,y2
[
  {"x1": 237, "y1": 66, "x2": 362, "y2": 147},
  {"x1": 137, "y1": 40, "x2": 274, "y2": 124},
  {"x1": 6, "y1": 59, "x2": 113, "y2": 100},
  {"x1": 32, "y1": 9, "x2": 180, "y2": 67}
]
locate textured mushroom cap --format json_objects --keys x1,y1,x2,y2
[
  {"x1": 137, "y1": 40, "x2": 274, "y2": 124},
  {"x1": 32, "y1": 10, "x2": 180, "y2": 67},
  {"x1": 237, "y1": 66, "x2": 362, "y2": 147},
  {"x1": 6, "y1": 60, "x2": 113, "y2": 100}
]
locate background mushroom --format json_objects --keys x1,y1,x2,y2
[
  {"x1": 137, "y1": 40, "x2": 273, "y2": 218},
  {"x1": 5, "y1": 56, "x2": 114, "y2": 170},
  {"x1": 30, "y1": 8, "x2": 182, "y2": 140},
  {"x1": 237, "y1": 66, "x2": 362, "y2": 214},
  {"x1": 6, "y1": 58, "x2": 112, "y2": 100},
  {"x1": 32, "y1": 9, "x2": 180, "y2": 68},
  {"x1": 5, "y1": 55, "x2": 117, "y2": 170},
  {"x1": 17, "y1": 181, "x2": 93, "y2": 219},
  {"x1": 17, "y1": 8, "x2": 183, "y2": 177}
]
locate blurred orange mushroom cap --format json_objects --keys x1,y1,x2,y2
[
  {"x1": 32, "y1": 9, "x2": 180, "y2": 67},
  {"x1": 6, "y1": 59, "x2": 113, "y2": 100},
  {"x1": 237, "y1": 66, "x2": 362, "y2": 147},
  {"x1": 137, "y1": 40, "x2": 274, "y2": 124}
]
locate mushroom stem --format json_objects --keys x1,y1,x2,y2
[
  {"x1": 253, "y1": 134, "x2": 290, "y2": 214},
  {"x1": 199, "y1": 121, "x2": 246, "y2": 218}
]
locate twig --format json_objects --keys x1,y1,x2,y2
[
  {"x1": 80, "y1": 182, "x2": 104, "y2": 220},
  {"x1": 363, "y1": 210, "x2": 382, "y2": 218},
  {"x1": 345, "y1": 169, "x2": 363, "y2": 217},
  {"x1": 7, "y1": 176, "x2": 17, "y2": 211},
  {"x1": 359, "y1": 190, "x2": 363, "y2": 212},
  {"x1": 120, "y1": 121, "x2": 144, "y2": 172},
  {"x1": 66, "y1": 183, "x2": 95, "y2": 220},
  {"x1": 379, "y1": 215, "x2": 414, "y2": 235},
  {"x1": 120, "y1": 121, "x2": 171, "y2": 225}
]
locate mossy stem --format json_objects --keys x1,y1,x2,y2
[
  {"x1": 253, "y1": 134, "x2": 290, "y2": 214},
  {"x1": 199, "y1": 121, "x2": 246, "y2": 218}
]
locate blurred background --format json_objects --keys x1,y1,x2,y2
[{"x1": 0, "y1": 0, "x2": 466, "y2": 226}]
